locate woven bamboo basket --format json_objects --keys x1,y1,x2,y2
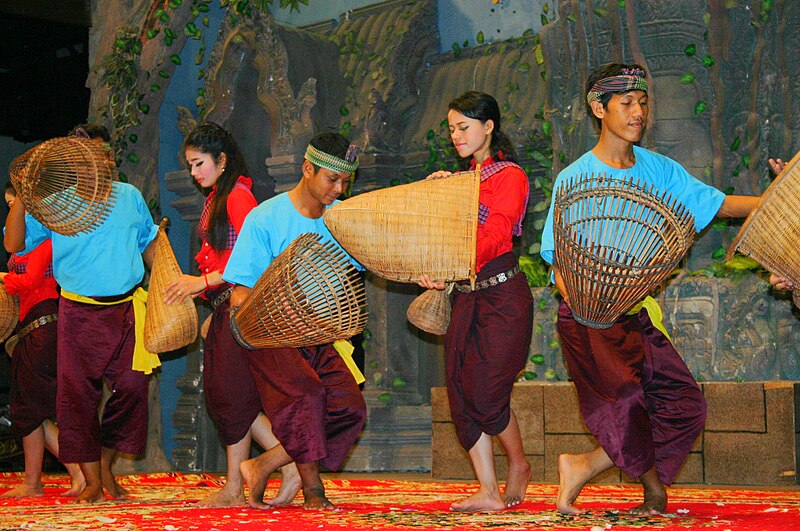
[
  {"x1": 323, "y1": 170, "x2": 480, "y2": 284},
  {"x1": 230, "y1": 232, "x2": 368, "y2": 349},
  {"x1": 0, "y1": 283, "x2": 19, "y2": 343},
  {"x1": 406, "y1": 287, "x2": 451, "y2": 335},
  {"x1": 553, "y1": 173, "x2": 696, "y2": 329},
  {"x1": 727, "y1": 150, "x2": 800, "y2": 307},
  {"x1": 144, "y1": 219, "x2": 199, "y2": 352},
  {"x1": 10, "y1": 136, "x2": 116, "y2": 236}
]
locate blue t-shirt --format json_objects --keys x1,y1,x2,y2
[
  {"x1": 540, "y1": 146, "x2": 725, "y2": 265},
  {"x1": 223, "y1": 193, "x2": 361, "y2": 288},
  {"x1": 24, "y1": 182, "x2": 159, "y2": 296}
]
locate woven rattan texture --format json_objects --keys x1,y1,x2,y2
[
  {"x1": 553, "y1": 173, "x2": 695, "y2": 329},
  {"x1": 0, "y1": 283, "x2": 19, "y2": 343},
  {"x1": 728, "y1": 150, "x2": 800, "y2": 305},
  {"x1": 144, "y1": 223, "x2": 199, "y2": 352},
  {"x1": 231, "y1": 233, "x2": 368, "y2": 349},
  {"x1": 406, "y1": 288, "x2": 451, "y2": 335},
  {"x1": 10, "y1": 137, "x2": 116, "y2": 236},
  {"x1": 323, "y1": 171, "x2": 480, "y2": 283}
]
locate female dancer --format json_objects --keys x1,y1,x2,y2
[
  {"x1": 0, "y1": 183, "x2": 84, "y2": 498},
  {"x1": 163, "y1": 123, "x2": 299, "y2": 507},
  {"x1": 419, "y1": 91, "x2": 533, "y2": 512}
]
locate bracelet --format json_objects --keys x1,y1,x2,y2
[{"x1": 204, "y1": 274, "x2": 210, "y2": 289}]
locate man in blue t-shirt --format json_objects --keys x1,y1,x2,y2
[
  {"x1": 541, "y1": 63, "x2": 760, "y2": 517},
  {"x1": 224, "y1": 132, "x2": 366, "y2": 511}
]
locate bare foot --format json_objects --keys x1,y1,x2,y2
[
  {"x1": 241, "y1": 453, "x2": 283, "y2": 509},
  {"x1": 556, "y1": 453, "x2": 593, "y2": 515},
  {"x1": 302, "y1": 486, "x2": 335, "y2": 510},
  {"x1": 73, "y1": 483, "x2": 105, "y2": 503},
  {"x1": 450, "y1": 486, "x2": 505, "y2": 512},
  {"x1": 195, "y1": 483, "x2": 246, "y2": 508},
  {"x1": 0, "y1": 483, "x2": 45, "y2": 498},
  {"x1": 503, "y1": 459, "x2": 531, "y2": 507},
  {"x1": 629, "y1": 485, "x2": 667, "y2": 515},
  {"x1": 63, "y1": 471, "x2": 87, "y2": 497},
  {"x1": 268, "y1": 464, "x2": 302, "y2": 506},
  {"x1": 101, "y1": 468, "x2": 128, "y2": 500}
]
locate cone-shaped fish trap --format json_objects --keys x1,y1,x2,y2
[
  {"x1": 10, "y1": 136, "x2": 116, "y2": 236},
  {"x1": 144, "y1": 219, "x2": 199, "y2": 352},
  {"x1": 323, "y1": 170, "x2": 480, "y2": 283},
  {"x1": 406, "y1": 287, "x2": 451, "y2": 336},
  {"x1": 553, "y1": 173, "x2": 695, "y2": 329},
  {"x1": 0, "y1": 283, "x2": 19, "y2": 343},
  {"x1": 230, "y1": 233, "x2": 368, "y2": 349},
  {"x1": 727, "y1": 150, "x2": 800, "y2": 307}
]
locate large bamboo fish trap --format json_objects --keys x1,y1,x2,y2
[
  {"x1": 230, "y1": 232, "x2": 368, "y2": 349},
  {"x1": 144, "y1": 219, "x2": 199, "y2": 352},
  {"x1": 9, "y1": 136, "x2": 116, "y2": 236},
  {"x1": 727, "y1": 150, "x2": 800, "y2": 307},
  {"x1": 553, "y1": 173, "x2": 695, "y2": 329},
  {"x1": 0, "y1": 283, "x2": 19, "y2": 343},
  {"x1": 324, "y1": 170, "x2": 480, "y2": 335}
]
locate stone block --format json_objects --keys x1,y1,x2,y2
[
  {"x1": 431, "y1": 387, "x2": 450, "y2": 422},
  {"x1": 431, "y1": 422, "x2": 472, "y2": 479},
  {"x1": 543, "y1": 383, "x2": 588, "y2": 434},
  {"x1": 703, "y1": 382, "x2": 766, "y2": 432},
  {"x1": 673, "y1": 452, "x2": 704, "y2": 484}
]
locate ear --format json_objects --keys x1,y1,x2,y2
[
  {"x1": 217, "y1": 152, "x2": 228, "y2": 169},
  {"x1": 301, "y1": 159, "x2": 314, "y2": 177},
  {"x1": 590, "y1": 100, "x2": 605, "y2": 120},
  {"x1": 484, "y1": 118, "x2": 495, "y2": 135}
]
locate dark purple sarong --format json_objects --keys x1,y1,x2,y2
[
  {"x1": 557, "y1": 300, "x2": 706, "y2": 485},
  {"x1": 56, "y1": 295, "x2": 149, "y2": 463},
  {"x1": 445, "y1": 252, "x2": 533, "y2": 450},
  {"x1": 244, "y1": 343, "x2": 366, "y2": 471},
  {"x1": 9, "y1": 298, "x2": 58, "y2": 439},
  {"x1": 203, "y1": 299, "x2": 262, "y2": 445}
]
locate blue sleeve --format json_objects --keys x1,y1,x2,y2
[
  {"x1": 222, "y1": 212, "x2": 275, "y2": 288},
  {"x1": 132, "y1": 188, "x2": 159, "y2": 251},
  {"x1": 663, "y1": 162, "x2": 725, "y2": 232},
  {"x1": 23, "y1": 213, "x2": 50, "y2": 253}
]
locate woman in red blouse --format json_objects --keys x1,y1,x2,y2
[
  {"x1": 420, "y1": 92, "x2": 533, "y2": 512},
  {"x1": 0, "y1": 183, "x2": 84, "y2": 498},
  {"x1": 163, "y1": 123, "x2": 299, "y2": 507}
]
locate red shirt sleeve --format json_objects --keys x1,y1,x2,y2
[
  {"x1": 4, "y1": 239, "x2": 52, "y2": 295},
  {"x1": 227, "y1": 187, "x2": 258, "y2": 235},
  {"x1": 476, "y1": 166, "x2": 529, "y2": 271}
]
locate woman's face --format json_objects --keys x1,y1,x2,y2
[
  {"x1": 185, "y1": 147, "x2": 226, "y2": 189},
  {"x1": 5, "y1": 191, "x2": 15, "y2": 208},
  {"x1": 447, "y1": 109, "x2": 493, "y2": 163}
]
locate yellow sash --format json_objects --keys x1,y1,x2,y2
[
  {"x1": 333, "y1": 339, "x2": 365, "y2": 385},
  {"x1": 626, "y1": 295, "x2": 672, "y2": 342},
  {"x1": 60, "y1": 288, "x2": 161, "y2": 375}
]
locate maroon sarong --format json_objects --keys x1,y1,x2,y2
[
  {"x1": 56, "y1": 295, "x2": 149, "y2": 463},
  {"x1": 244, "y1": 343, "x2": 366, "y2": 470},
  {"x1": 9, "y1": 298, "x2": 58, "y2": 439},
  {"x1": 557, "y1": 300, "x2": 706, "y2": 484},
  {"x1": 203, "y1": 299, "x2": 262, "y2": 445},
  {"x1": 445, "y1": 252, "x2": 533, "y2": 450}
]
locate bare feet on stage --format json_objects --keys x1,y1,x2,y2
[
  {"x1": 240, "y1": 444, "x2": 293, "y2": 509},
  {"x1": 63, "y1": 468, "x2": 87, "y2": 497},
  {"x1": 503, "y1": 458, "x2": 531, "y2": 508},
  {"x1": 628, "y1": 466, "x2": 667, "y2": 516},
  {"x1": 450, "y1": 485, "x2": 506, "y2": 513},
  {"x1": 101, "y1": 470, "x2": 128, "y2": 500},
  {"x1": 556, "y1": 447, "x2": 614, "y2": 515},
  {"x1": 194, "y1": 483, "x2": 246, "y2": 507},
  {"x1": 302, "y1": 485, "x2": 335, "y2": 510},
  {"x1": 268, "y1": 465, "x2": 302, "y2": 506},
  {"x1": 74, "y1": 482, "x2": 105, "y2": 504},
  {"x1": 0, "y1": 483, "x2": 45, "y2": 498}
]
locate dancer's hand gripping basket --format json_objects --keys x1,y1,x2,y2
[
  {"x1": 553, "y1": 173, "x2": 696, "y2": 329},
  {"x1": 230, "y1": 233, "x2": 368, "y2": 349},
  {"x1": 9, "y1": 136, "x2": 116, "y2": 236},
  {"x1": 727, "y1": 150, "x2": 800, "y2": 307},
  {"x1": 323, "y1": 170, "x2": 481, "y2": 335},
  {"x1": 144, "y1": 219, "x2": 199, "y2": 352}
]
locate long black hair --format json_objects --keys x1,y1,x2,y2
[
  {"x1": 183, "y1": 122, "x2": 249, "y2": 251},
  {"x1": 448, "y1": 91, "x2": 518, "y2": 166}
]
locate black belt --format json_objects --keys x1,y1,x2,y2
[
  {"x1": 210, "y1": 286, "x2": 233, "y2": 310},
  {"x1": 5, "y1": 313, "x2": 58, "y2": 356},
  {"x1": 452, "y1": 265, "x2": 521, "y2": 293}
]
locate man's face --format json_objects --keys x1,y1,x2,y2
[
  {"x1": 304, "y1": 161, "x2": 351, "y2": 205},
  {"x1": 597, "y1": 90, "x2": 649, "y2": 143}
]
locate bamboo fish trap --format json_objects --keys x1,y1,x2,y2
[
  {"x1": 144, "y1": 219, "x2": 199, "y2": 352},
  {"x1": 727, "y1": 150, "x2": 800, "y2": 307},
  {"x1": 9, "y1": 136, "x2": 116, "y2": 236},
  {"x1": 0, "y1": 283, "x2": 19, "y2": 343},
  {"x1": 553, "y1": 173, "x2": 696, "y2": 329},
  {"x1": 323, "y1": 170, "x2": 480, "y2": 335},
  {"x1": 230, "y1": 232, "x2": 368, "y2": 349}
]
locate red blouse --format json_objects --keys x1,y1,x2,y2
[
  {"x1": 473, "y1": 155, "x2": 529, "y2": 272},
  {"x1": 4, "y1": 239, "x2": 59, "y2": 320},
  {"x1": 195, "y1": 176, "x2": 257, "y2": 290}
]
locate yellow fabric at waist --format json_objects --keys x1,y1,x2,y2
[
  {"x1": 333, "y1": 339, "x2": 365, "y2": 385},
  {"x1": 60, "y1": 288, "x2": 161, "y2": 375},
  {"x1": 626, "y1": 295, "x2": 672, "y2": 342}
]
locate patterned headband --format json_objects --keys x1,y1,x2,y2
[
  {"x1": 305, "y1": 144, "x2": 359, "y2": 174},
  {"x1": 586, "y1": 69, "x2": 648, "y2": 104}
]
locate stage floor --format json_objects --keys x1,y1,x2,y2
[{"x1": 1, "y1": 472, "x2": 799, "y2": 530}]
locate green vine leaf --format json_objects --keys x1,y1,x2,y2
[
  {"x1": 694, "y1": 101, "x2": 708, "y2": 115},
  {"x1": 684, "y1": 43, "x2": 697, "y2": 56},
  {"x1": 679, "y1": 72, "x2": 695, "y2": 84},
  {"x1": 730, "y1": 136, "x2": 740, "y2": 151},
  {"x1": 702, "y1": 54, "x2": 715, "y2": 68},
  {"x1": 476, "y1": 31, "x2": 485, "y2": 44}
]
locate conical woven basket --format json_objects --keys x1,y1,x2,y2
[
  {"x1": 407, "y1": 287, "x2": 451, "y2": 335},
  {"x1": 323, "y1": 170, "x2": 480, "y2": 284},
  {"x1": 10, "y1": 136, "x2": 116, "y2": 236},
  {"x1": 554, "y1": 173, "x2": 696, "y2": 329},
  {"x1": 144, "y1": 219, "x2": 199, "y2": 352},
  {"x1": 727, "y1": 150, "x2": 800, "y2": 306},
  {"x1": 0, "y1": 283, "x2": 19, "y2": 343},
  {"x1": 230, "y1": 233, "x2": 368, "y2": 349}
]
